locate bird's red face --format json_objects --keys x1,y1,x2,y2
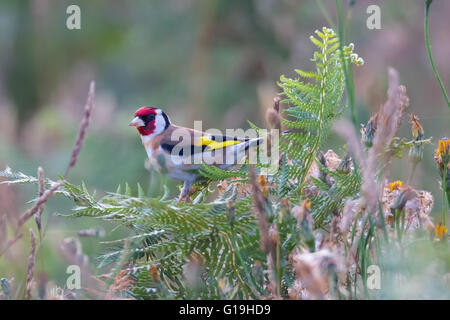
[
  {"x1": 129, "y1": 107, "x2": 157, "y2": 136},
  {"x1": 129, "y1": 107, "x2": 170, "y2": 137}
]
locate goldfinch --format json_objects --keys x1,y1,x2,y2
[{"x1": 129, "y1": 107, "x2": 263, "y2": 202}]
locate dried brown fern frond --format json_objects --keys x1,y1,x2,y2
[{"x1": 104, "y1": 270, "x2": 135, "y2": 300}]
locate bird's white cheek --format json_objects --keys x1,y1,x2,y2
[{"x1": 153, "y1": 114, "x2": 166, "y2": 135}]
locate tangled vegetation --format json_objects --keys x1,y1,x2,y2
[{"x1": 1, "y1": 24, "x2": 449, "y2": 300}]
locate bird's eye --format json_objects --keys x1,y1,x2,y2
[{"x1": 143, "y1": 114, "x2": 155, "y2": 122}]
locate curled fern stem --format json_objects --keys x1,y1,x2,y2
[
  {"x1": 424, "y1": 1, "x2": 450, "y2": 110},
  {"x1": 299, "y1": 32, "x2": 329, "y2": 188}
]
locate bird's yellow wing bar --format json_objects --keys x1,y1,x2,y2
[{"x1": 194, "y1": 136, "x2": 240, "y2": 151}]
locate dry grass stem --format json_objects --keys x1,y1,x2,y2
[
  {"x1": 33, "y1": 167, "x2": 45, "y2": 236},
  {"x1": 25, "y1": 228, "x2": 36, "y2": 300},
  {"x1": 362, "y1": 67, "x2": 409, "y2": 215},
  {"x1": 248, "y1": 165, "x2": 270, "y2": 253},
  {"x1": 64, "y1": 81, "x2": 95, "y2": 178},
  {"x1": 248, "y1": 165, "x2": 281, "y2": 298}
]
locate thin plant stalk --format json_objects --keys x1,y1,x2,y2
[
  {"x1": 25, "y1": 229, "x2": 36, "y2": 300},
  {"x1": 276, "y1": 234, "x2": 281, "y2": 298},
  {"x1": 424, "y1": 1, "x2": 450, "y2": 110},
  {"x1": 315, "y1": 0, "x2": 336, "y2": 29},
  {"x1": 335, "y1": 0, "x2": 361, "y2": 185},
  {"x1": 64, "y1": 81, "x2": 96, "y2": 178},
  {"x1": 443, "y1": 165, "x2": 447, "y2": 226},
  {"x1": 336, "y1": 0, "x2": 357, "y2": 128},
  {"x1": 408, "y1": 162, "x2": 418, "y2": 185}
]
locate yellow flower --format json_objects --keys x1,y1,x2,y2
[
  {"x1": 434, "y1": 223, "x2": 448, "y2": 241},
  {"x1": 435, "y1": 138, "x2": 450, "y2": 165},
  {"x1": 302, "y1": 199, "x2": 311, "y2": 210},
  {"x1": 387, "y1": 180, "x2": 403, "y2": 192}
]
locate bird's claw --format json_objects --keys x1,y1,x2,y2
[
  {"x1": 176, "y1": 187, "x2": 194, "y2": 204},
  {"x1": 176, "y1": 195, "x2": 191, "y2": 204}
]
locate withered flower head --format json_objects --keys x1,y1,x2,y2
[
  {"x1": 336, "y1": 154, "x2": 352, "y2": 174},
  {"x1": 361, "y1": 113, "x2": 379, "y2": 147},
  {"x1": 292, "y1": 200, "x2": 313, "y2": 230},
  {"x1": 409, "y1": 143, "x2": 424, "y2": 164},
  {"x1": 409, "y1": 114, "x2": 424, "y2": 140},
  {"x1": 391, "y1": 186, "x2": 416, "y2": 211},
  {"x1": 280, "y1": 197, "x2": 290, "y2": 209},
  {"x1": 150, "y1": 265, "x2": 160, "y2": 282},
  {"x1": 268, "y1": 224, "x2": 279, "y2": 247},
  {"x1": 408, "y1": 114, "x2": 425, "y2": 164},
  {"x1": 258, "y1": 174, "x2": 268, "y2": 197},
  {"x1": 266, "y1": 96, "x2": 281, "y2": 130},
  {"x1": 297, "y1": 200, "x2": 311, "y2": 221}
]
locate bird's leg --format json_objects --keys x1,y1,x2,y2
[
  {"x1": 187, "y1": 186, "x2": 196, "y2": 196},
  {"x1": 177, "y1": 181, "x2": 192, "y2": 204}
]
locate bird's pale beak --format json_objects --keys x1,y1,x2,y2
[{"x1": 129, "y1": 117, "x2": 145, "y2": 127}]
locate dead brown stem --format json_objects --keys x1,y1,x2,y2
[
  {"x1": 34, "y1": 167, "x2": 45, "y2": 237},
  {"x1": 362, "y1": 67, "x2": 409, "y2": 215},
  {"x1": 248, "y1": 165, "x2": 270, "y2": 253},
  {"x1": 25, "y1": 228, "x2": 36, "y2": 300},
  {"x1": 64, "y1": 81, "x2": 95, "y2": 178},
  {"x1": 248, "y1": 165, "x2": 280, "y2": 298}
]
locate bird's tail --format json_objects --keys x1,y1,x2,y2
[{"x1": 244, "y1": 137, "x2": 264, "y2": 151}]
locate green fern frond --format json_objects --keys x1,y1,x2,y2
[
  {"x1": 0, "y1": 26, "x2": 366, "y2": 300},
  {"x1": 278, "y1": 27, "x2": 363, "y2": 195},
  {"x1": 198, "y1": 164, "x2": 247, "y2": 181},
  {"x1": 310, "y1": 161, "x2": 361, "y2": 227}
]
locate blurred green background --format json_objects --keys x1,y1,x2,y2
[{"x1": 0, "y1": 0, "x2": 449, "y2": 296}]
